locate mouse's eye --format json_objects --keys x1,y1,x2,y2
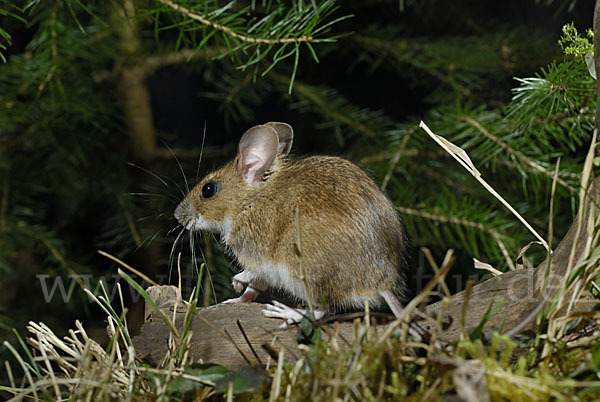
[{"x1": 201, "y1": 181, "x2": 218, "y2": 199}]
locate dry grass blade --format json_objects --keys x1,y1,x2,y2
[
  {"x1": 422, "y1": 247, "x2": 460, "y2": 335},
  {"x1": 543, "y1": 130, "x2": 597, "y2": 354},
  {"x1": 2, "y1": 341, "x2": 38, "y2": 400},
  {"x1": 515, "y1": 240, "x2": 545, "y2": 269},
  {"x1": 4, "y1": 361, "x2": 16, "y2": 391},
  {"x1": 269, "y1": 350, "x2": 285, "y2": 402},
  {"x1": 35, "y1": 331, "x2": 61, "y2": 401},
  {"x1": 419, "y1": 120, "x2": 549, "y2": 251},
  {"x1": 502, "y1": 158, "x2": 563, "y2": 338},
  {"x1": 564, "y1": 130, "x2": 598, "y2": 317},
  {"x1": 377, "y1": 249, "x2": 454, "y2": 345},
  {"x1": 473, "y1": 258, "x2": 502, "y2": 276},
  {"x1": 18, "y1": 320, "x2": 137, "y2": 399}
]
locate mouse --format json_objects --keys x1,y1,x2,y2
[{"x1": 174, "y1": 122, "x2": 408, "y2": 323}]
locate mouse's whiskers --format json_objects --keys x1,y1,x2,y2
[
  {"x1": 163, "y1": 141, "x2": 190, "y2": 194},
  {"x1": 128, "y1": 162, "x2": 170, "y2": 188},
  {"x1": 129, "y1": 192, "x2": 179, "y2": 204},
  {"x1": 166, "y1": 224, "x2": 182, "y2": 237},
  {"x1": 195, "y1": 121, "x2": 207, "y2": 184},
  {"x1": 137, "y1": 212, "x2": 168, "y2": 222},
  {"x1": 134, "y1": 218, "x2": 177, "y2": 251}
]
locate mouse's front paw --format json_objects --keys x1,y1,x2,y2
[
  {"x1": 231, "y1": 271, "x2": 251, "y2": 293},
  {"x1": 231, "y1": 279, "x2": 245, "y2": 293},
  {"x1": 222, "y1": 296, "x2": 244, "y2": 304},
  {"x1": 222, "y1": 286, "x2": 259, "y2": 304}
]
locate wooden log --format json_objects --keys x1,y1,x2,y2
[
  {"x1": 422, "y1": 176, "x2": 599, "y2": 340},
  {"x1": 132, "y1": 178, "x2": 600, "y2": 367},
  {"x1": 134, "y1": 301, "x2": 296, "y2": 367}
]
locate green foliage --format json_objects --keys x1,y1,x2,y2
[
  {"x1": 152, "y1": 0, "x2": 350, "y2": 91},
  {"x1": 296, "y1": 311, "x2": 322, "y2": 345},
  {"x1": 558, "y1": 22, "x2": 594, "y2": 59},
  {"x1": 469, "y1": 299, "x2": 504, "y2": 340},
  {"x1": 352, "y1": 25, "x2": 556, "y2": 102},
  {"x1": 146, "y1": 363, "x2": 267, "y2": 397},
  {"x1": 508, "y1": 61, "x2": 595, "y2": 151},
  {"x1": 0, "y1": 0, "x2": 27, "y2": 62}
]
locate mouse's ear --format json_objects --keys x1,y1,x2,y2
[
  {"x1": 237, "y1": 125, "x2": 279, "y2": 187},
  {"x1": 264, "y1": 122, "x2": 293, "y2": 156}
]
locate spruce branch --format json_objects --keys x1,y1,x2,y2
[
  {"x1": 158, "y1": 0, "x2": 314, "y2": 44},
  {"x1": 360, "y1": 149, "x2": 444, "y2": 164},
  {"x1": 427, "y1": 100, "x2": 585, "y2": 205},
  {"x1": 225, "y1": 72, "x2": 253, "y2": 104},
  {"x1": 93, "y1": 47, "x2": 227, "y2": 82},
  {"x1": 0, "y1": 0, "x2": 27, "y2": 62},
  {"x1": 143, "y1": 47, "x2": 225, "y2": 71},
  {"x1": 351, "y1": 27, "x2": 553, "y2": 104},
  {"x1": 396, "y1": 205, "x2": 515, "y2": 270},
  {"x1": 461, "y1": 116, "x2": 577, "y2": 193},
  {"x1": 353, "y1": 34, "x2": 472, "y2": 97},
  {"x1": 155, "y1": 1, "x2": 348, "y2": 90},
  {"x1": 507, "y1": 61, "x2": 595, "y2": 153},
  {"x1": 419, "y1": 164, "x2": 490, "y2": 204},
  {"x1": 16, "y1": 224, "x2": 71, "y2": 271},
  {"x1": 37, "y1": 4, "x2": 58, "y2": 94},
  {"x1": 271, "y1": 72, "x2": 392, "y2": 139},
  {"x1": 381, "y1": 125, "x2": 417, "y2": 191}
]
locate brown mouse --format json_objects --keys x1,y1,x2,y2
[{"x1": 175, "y1": 122, "x2": 408, "y2": 322}]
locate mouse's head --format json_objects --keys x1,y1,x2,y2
[{"x1": 174, "y1": 122, "x2": 293, "y2": 237}]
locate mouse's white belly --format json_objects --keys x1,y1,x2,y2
[{"x1": 254, "y1": 261, "x2": 309, "y2": 303}]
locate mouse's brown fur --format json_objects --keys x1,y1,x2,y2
[{"x1": 175, "y1": 122, "x2": 407, "y2": 314}]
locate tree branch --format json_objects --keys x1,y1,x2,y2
[
  {"x1": 461, "y1": 116, "x2": 577, "y2": 193},
  {"x1": 158, "y1": 0, "x2": 314, "y2": 44},
  {"x1": 396, "y1": 205, "x2": 516, "y2": 270}
]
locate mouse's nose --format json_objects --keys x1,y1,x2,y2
[{"x1": 174, "y1": 200, "x2": 195, "y2": 229}]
